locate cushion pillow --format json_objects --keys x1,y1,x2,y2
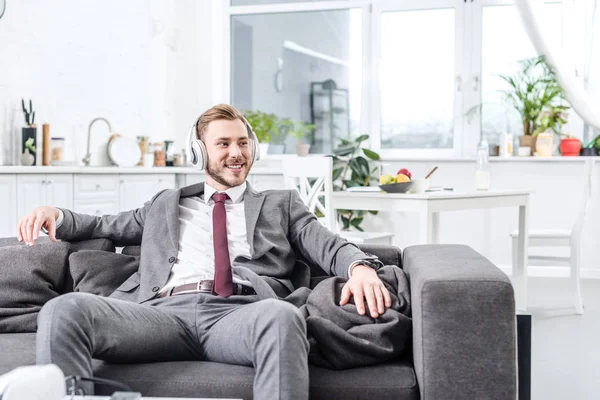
[
  {"x1": 68, "y1": 250, "x2": 139, "y2": 297},
  {"x1": 0, "y1": 242, "x2": 71, "y2": 333}
]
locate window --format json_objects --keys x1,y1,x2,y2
[
  {"x1": 219, "y1": 0, "x2": 576, "y2": 156},
  {"x1": 479, "y1": 2, "x2": 564, "y2": 146},
  {"x1": 379, "y1": 8, "x2": 456, "y2": 149},
  {"x1": 229, "y1": 7, "x2": 363, "y2": 154}
]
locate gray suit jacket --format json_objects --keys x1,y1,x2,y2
[{"x1": 56, "y1": 182, "x2": 371, "y2": 303}]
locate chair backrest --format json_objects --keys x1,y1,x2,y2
[
  {"x1": 571, "y1": 159, "x2": 595, "y2": 240},
  {"x1": 281, "y1": 156, "x2": 336, "y2": 230}
]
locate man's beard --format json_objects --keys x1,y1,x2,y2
[{"x1": 206, "y1": 160, "x2": 248, "y2": 188}]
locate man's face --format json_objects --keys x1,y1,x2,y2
[{"x1": 203, "y1": 118, "x2": 252, "y2": 190}]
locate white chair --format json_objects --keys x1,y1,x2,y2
[
  {"x1": 510, "y1": 160, "x2": 595, "y2": 315},
  {"x1": 282, "y1": 156, "x2": 394, "y2": 245}
]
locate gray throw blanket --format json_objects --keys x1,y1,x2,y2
[{"x1": 234, "y1": 264, "x2": 412, "y2": 370}]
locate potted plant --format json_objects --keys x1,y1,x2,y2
[
  {"x1": 242, "y1": 109, "x2": 279, "y2": 156},
  {"x1": 287, "y1": 120, "x2": 315, "y2": 157},
  {"x1": 581, "y1": 135, "x2": 600, "y2": 156},
  {"x1": 331, "y1": 134, "x2": 380, "y2": 231},
  {"x1": 497, "y1": 56, "x2": 569, "y2": 155}
]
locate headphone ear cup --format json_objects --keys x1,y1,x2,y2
[
  {"x1": 253, "y1": 138, "x2": 260, "y2": 163},
  {"x1": 189, "y1": 139, "x2": 206, "y2": 171}
]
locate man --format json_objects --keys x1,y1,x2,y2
[{"x1": 17, "y1": 104, "x2": 391, "y2": 400}]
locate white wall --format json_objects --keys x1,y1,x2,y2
[{"x1": 0, "y1": 0, "x2": 214, "y2": 166}]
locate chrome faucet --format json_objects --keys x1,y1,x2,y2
[{"x1": 82, "y1": 117, "x2": 112, "y2": 166}]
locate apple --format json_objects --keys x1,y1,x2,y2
[
  {"x1": 396, "y1": 168, "x2": 411, "y2": 179},
  {"x1": 379, "y1": 174, "x2": 395, "y2": 185}
]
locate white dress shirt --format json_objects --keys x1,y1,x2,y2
[{"x1": 160, "y1": 182, "x2": 252, "y2": 294}]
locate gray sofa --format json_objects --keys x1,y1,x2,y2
[{"x1": 0, "y1": 237, "x2": 516, "y2": 400}]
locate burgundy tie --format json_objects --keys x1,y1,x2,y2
[{"x1": 211, "y1": 192, "x2": 233, "y2": 297}]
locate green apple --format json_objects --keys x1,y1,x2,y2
[{"x1": 379, "y1": 174, "x2": 395, "y2": 185}]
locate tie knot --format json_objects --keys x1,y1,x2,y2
[{"x1": 212, "y1": 192, "x2": 229, "y2": 204}]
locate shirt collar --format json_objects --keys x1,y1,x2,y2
[{"x1": 204, "y1": 181, "x2": 247, "y2": 205}]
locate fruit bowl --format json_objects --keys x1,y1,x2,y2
[{"x1": 379, "y1": 181, "x2": 413, "y2": 193}]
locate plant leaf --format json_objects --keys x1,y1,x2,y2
[
  {"x1": 354, "y1": 134, "x2": 369, "y2": 143},
  {"x1": 362, "y1": 148, "x2": 380, "y2": 160}
]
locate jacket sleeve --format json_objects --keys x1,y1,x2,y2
[
  {"x1": 55, "y1": 189, "x2": 169, "y2": 246},
  {"x1": 287, "y1": 189, "x2": 375, "y2": 279}
]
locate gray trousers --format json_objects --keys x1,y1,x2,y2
[{"x1": 36, "y1": 292, "x2": 309, "y2": 400}]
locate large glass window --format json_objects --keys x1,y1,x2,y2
[
  {"x1": 379, "y1": 8, "x2": 456, "y2": 149},
  {"x1": 480, "y1": 3, "x2": 563, "y2": 145},
  {"x1": 230, "y1": 8, "x2": 362, "y2": 154}
]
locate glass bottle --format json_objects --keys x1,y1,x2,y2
[{"x1": 475, "y1": 140, "x2": 491, "y2": 191}]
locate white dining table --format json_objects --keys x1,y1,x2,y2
[{"x1": 332, "y1": 188, "x2": 531, "y2": 311}]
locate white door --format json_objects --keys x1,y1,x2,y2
[
  {"x1": 0, "y1": 175, "x2": 17, "y2": 238},
  {"x1": 46, "y1": 174, "x2": 73, "y2": 210},
  {"x1": 119, "y1": 174, "x2": 175, "y2": 212},
  {"x1": 17, "y1": 175, "x2": 47, "y2": 220}
]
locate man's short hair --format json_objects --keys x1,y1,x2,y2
[{"x1": 196, "y1": 104, "x2": 246, "y2": 141}]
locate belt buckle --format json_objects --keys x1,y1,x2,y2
[{"x1": 198, "y1": 280, "x2": 213, "y2": 293}]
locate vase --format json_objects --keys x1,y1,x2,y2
[
  {"x1": 258, "y1": 143, "x2": 270, "y2": 157},
  {"x1": 580, "y1": 147, "x2": 598, "y2": 156},
  {"x1": 21, "y1": 127, "x2": 37, "y2": 165},
  {"x1": 518, "y1": 135, "x2": 536, "y2": 156},
  {"x1": 296, "y1": 143, "x2": 311, "y2": 157},
  {"x1": 20, "y1": 149, "x2": 34, "y2": 166},
  {"x1": 559, "y1": 138, "x2": 581, "y2": 156}
]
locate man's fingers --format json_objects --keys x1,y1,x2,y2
[
  {"x1": 374, "y1": 286, "x2": 385, "y2": 314},
  {"x1": 24, "y1": 217, "x2": 34, "y2": 245},
  {"x1": 353, "y1": 287, "x2": 365, "y2": 315},
  {"x1": 364, "y1": 286, "x2": 378, "y2": 318},
  {"x1": 339, "y1": 284, "x2": 351, "y2": 306},
  {"x1": 46, "y1": 218, "x2": 57, "y2": 242},
  {"x1": 32, "y1": 214, "x2": 45, "y2": 242}
]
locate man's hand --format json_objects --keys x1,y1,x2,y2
[
  {"x1": 17, "y1": 206, "x2": 60, "y2": 246},
  {"x1": 339, "y1": 265, "x2": 392, "y2": 318}
]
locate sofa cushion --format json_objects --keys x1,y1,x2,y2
[
  {"x1": 0, "y1": 333, "x2": 37, "y2": 374},
  {"x1": 69, "y1": 251, "x2": 140, "y2": 297},
  {"x1": 93, "y1": 358, "x2": 418, "y2": 400},
  {"x1": 0, "y1": 242, "x2": 71, "y2": 333}
]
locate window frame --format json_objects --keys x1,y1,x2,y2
[{"x1": 215, "y1": 0, "x2": 581, "y2": 158}]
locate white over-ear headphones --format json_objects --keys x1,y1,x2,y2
[{"x1": 186, "y1": 115, "x2": 261, "y2": 171}]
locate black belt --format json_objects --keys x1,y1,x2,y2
[{"x1": 158, "y1": 280, "x2": 256, "y2": 298}]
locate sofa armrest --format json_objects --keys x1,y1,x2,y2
[
  {"x1": 356, "y1": 244, "x2": 402, "y2": 268},
  {"x1": 403, "y1": 244, "x2": 516, "y2": 400}
]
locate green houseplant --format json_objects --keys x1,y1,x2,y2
[
  {"x1": 288, "y1": 120, "x2": 315, "y2": 156},
  {"x1": 467, "y1": 56, "x2": 569, "y2": 154},
  {"x1": 242, "y1": 110, "x2": 289, "y2": 154},
  {"x1": 331, "y1": 134, "x2": 380, "y2": 231},
  {"x1": 498, "y1": 56, "x2": 569, "y2": 152}
]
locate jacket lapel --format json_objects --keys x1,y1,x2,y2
[{"x1": 244, "y1": 182, "x2": 265, "y2": 257}]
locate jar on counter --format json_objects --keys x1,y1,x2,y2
[
  {"x1": 137, "y1": 136, "x2": 149, "y2": 166},
  {"x1": 50, "y1": 137, "x2": 66, "y2": 161},
  {"x1": 153, "y1": 142, "x2": 166, "y2": 167}
]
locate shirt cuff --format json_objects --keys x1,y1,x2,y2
[{"x1": 41, "y1": 209, "x2": 64, "y2": 234}]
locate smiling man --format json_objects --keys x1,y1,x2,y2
[{"x1": 16, "y1": 104, "x2": 391, "y2": 400}]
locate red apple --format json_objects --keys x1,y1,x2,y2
[{"x1": 396, "y1": 168, "x2": 411, "y2": 179}]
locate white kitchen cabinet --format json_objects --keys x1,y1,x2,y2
[
  {"x1": 16, "y1": 174, "x2": 73, "y2": 220},
  {"x1": 119, "y1": 174, "x2": 176, "y2": 212},
  {"x1": 73, "y1": 199, "x2": 120, "y2": 217},
  {"x1": 0, "y1": 175, "x2": 17, "y2": 238}
]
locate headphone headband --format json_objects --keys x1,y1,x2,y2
[{"x1": 186, "y1": 115, "x2": 261, "y2": 171}]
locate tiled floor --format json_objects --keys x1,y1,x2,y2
[{"x1": 525, "y1": 277, "x2": 600, "y2": 400}]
